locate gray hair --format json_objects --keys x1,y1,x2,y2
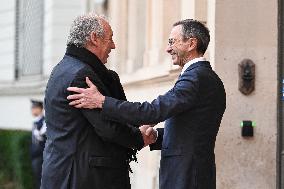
[
  {"x1": 67, "y1": 13, "x2": 108, "y2": 47},
  {"x1": 173, "y1": 19, "x2": 210, "y2": 54}
]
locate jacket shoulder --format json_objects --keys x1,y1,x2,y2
[
  {"x1": 63, "y1": 55, "x2": 94, "y2": 75},
  {"x1": 60, "y1": 56, "x2": 99, "y2": 82}
]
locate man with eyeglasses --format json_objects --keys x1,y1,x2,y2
[{"x1": 67, "y1": 19, "x2": 226, "y2": 189}]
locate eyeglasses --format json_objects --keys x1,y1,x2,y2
[
  {"x1": 168, "y1": 38, "x2": 180, "y2": 47},
  {"x1": 167, "y1": 37, "x2": 193, "y2": 47}
]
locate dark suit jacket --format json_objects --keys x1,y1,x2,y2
[
  {"x1": 101, "y1": 61, "x2": 226, "y2": 189},
  {"x1": 41, "y1": 46, "x2": 144, "y2": 189}
]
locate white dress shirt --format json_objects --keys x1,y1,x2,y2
[
  {"x1": 32, "y1": 114, "x2": 46, "y2": 141},
  {"x1": 180, "y1": 57, "x2": 206, "y2": 76}
]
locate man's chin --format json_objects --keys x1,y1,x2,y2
[
  {"x1": 102, "y1": 59, "x2": 108, "y2": 64},
  {"x1": 172, "y1": 61, "x2": 179, "y2": 66}
]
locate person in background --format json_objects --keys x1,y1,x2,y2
[{"x1": 30, "y1": 99, "x2": 46, "y2": 189}]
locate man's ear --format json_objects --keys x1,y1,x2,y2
[
  {"x1": 187, "y1": 38, "x2": 198, "y2": 51},
  {"x1": 90, "y1": 31, "x2": 99, "y2": 46}
]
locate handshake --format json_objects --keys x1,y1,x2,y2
[{"x1": 139, "y1": 125, "x2": 158, "y2": 147}]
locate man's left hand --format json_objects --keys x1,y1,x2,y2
[{"x1": 67, "y1": 77, "x2": 105, "y2": 109}]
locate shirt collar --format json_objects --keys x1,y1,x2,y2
[{"x1": 180, "y1": 57, "x2": 206, "y2": 75}]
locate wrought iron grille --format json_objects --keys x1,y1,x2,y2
[{"x1": 15, "y1": 0, "x2": 44, "y2": 78}]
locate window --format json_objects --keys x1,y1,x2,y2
[{"x1": 15, "y1": 0, "x2": 44, "y2": 79}]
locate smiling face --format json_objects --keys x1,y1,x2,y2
[
  {"x1": 88, "y1": 19, "x2": 116, "y2": 64},
  {"x1": 166, "y1": 25, "x2": 195, "y2": 67},
  {"x1": 95, "y1": 20, "x2": 116, "y2": 64}
]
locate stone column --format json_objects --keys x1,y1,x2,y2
[
  {"x1": 143, "y1": 0, "x2": 162, "y2": 67},
  {"x1": 107, "y1": 0, "x2": 128, "y2": 74},
  {"x1": 143, "y1": 0, "x2": 180, "y2": 68},
  {"x1": 181, "y1": 0, "x2": 209, "y2": 61},
  {"x1": 181, "y1": 0, "x2": 207, "y2": 22},
  {"x1": 162, "y1": 0, "x2": 181, "y2": 68},
  {"x1": 125, "y1": 0, "x2": 146, "y2": 73},
  {"x1": 207, "y1": 0, "x2": 215, "y2": 68}
]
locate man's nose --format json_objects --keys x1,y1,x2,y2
[
  {"x1": 112, "y1": 42, "x2": 116, "y2": 49},
  {"x1": 166, "y1": 45, "x2": 172, "y2": 53}
]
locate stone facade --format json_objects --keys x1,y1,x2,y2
[{"x1": 0, "y1": 0, "x2": 278, "y2": 188}]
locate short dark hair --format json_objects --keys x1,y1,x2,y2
[
  {"x1": 173, "y1": 19, "x2": 210, "y2": 54},
  {"x1": 31, "y1": 99, "x2": 43, "y2": 109}
]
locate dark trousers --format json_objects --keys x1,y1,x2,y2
[{"x1": 32, "y1": 156, "x2": 43, "y2": 189}]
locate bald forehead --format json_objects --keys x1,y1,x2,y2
[{"x1": 169, "y1": 25, "x2": 183, "y2": 38}]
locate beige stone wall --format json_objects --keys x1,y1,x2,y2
[
  {"x1": 0, "y1": 0, "x2": 278, "y2": 188},
  {"x1": 210, "y1": 0, "x2": 277, "y2": 188},
  {"x1": 124, "y1": 77, "x2": 178, "y2": 189},
  {"x1": 107, "y1": 0, "x2": 278, "y2": 188}
]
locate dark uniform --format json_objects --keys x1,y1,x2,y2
[{"x1": 31, "y1": 100, "x2": 46, "y2": 189}]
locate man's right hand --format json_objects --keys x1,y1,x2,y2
[
  {"x1": 139, "y1": 125, "x2": 157, "y2": 147},
  {"x1": 67, "y1": 77, "x2": 105, "y2": 109}
]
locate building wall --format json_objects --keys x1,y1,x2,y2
[
  {"x1": 110, "y1": 0, "x2": 278, "y2": 188},
  {"x1": 0, "y1": 0, "x2": 15, "y2": 81},
  {"x1": 210, "y1": 0, "x2": 278, "y2": 188},
  {"x1": 0, "y1": 0, "x2": 278, "y2": 188},
  {"x1": 0, "y1": 0, "x2": 84, "y2": 130}
]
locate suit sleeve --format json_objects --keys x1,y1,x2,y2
[
  {"x1": 70, "y1": 68, "x2": 144, "y2": 150},
  {"x1": 102, "y1": 71, "x2": 199, "y2": 125}
]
